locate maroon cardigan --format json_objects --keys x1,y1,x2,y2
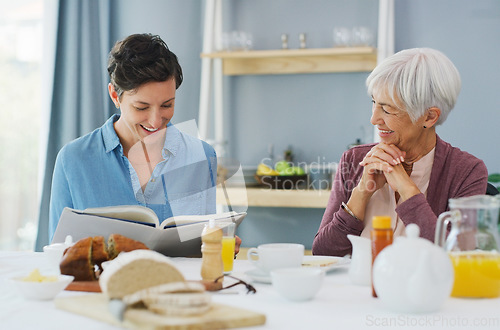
[{"x1": 312, "y1": 135, "x2": 488, "y2": 257}]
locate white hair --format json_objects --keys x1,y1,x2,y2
[{"x1": 366, "y1": 48, "x2": 461, "y2": 125}]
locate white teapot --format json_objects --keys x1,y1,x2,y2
[{"x1": 372, "y1": 224, "x2": 453, "y2": 313}]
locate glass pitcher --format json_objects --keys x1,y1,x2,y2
[{"x1": 435, "y1": 195, "x2": 500, "y2": 298}]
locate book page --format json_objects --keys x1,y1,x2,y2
[
  {"x1": 159, "y1": 211, "x2": 245, "y2": 229},
  {"x1": 79, "y1": 205, "x2": 160, "y2": 227}
]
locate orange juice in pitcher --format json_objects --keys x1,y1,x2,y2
[
  {"x1": 449, "y1": 251, "x2": 500, "y2": 298},
  {"x1": 435, "y1": 195, "x2": 500, "y2": 298}
]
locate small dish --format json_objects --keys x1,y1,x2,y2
[
  {"x1": 245, "y1": 269, "x2": 271, "y2": 284},
  {"x1": 302, "y1": 256, "x2": 350, "y2": 272},
  {"x1": 271, "y1": 267, "x2": 324, "y2": 301},
  {"x1": 11, "y1": 274, "x2": 74, "y2": 300}
]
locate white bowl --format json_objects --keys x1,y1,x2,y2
[
  {"x1": 271, "y1": 268, "x2": 324, "y2": 302},
  {"x1": 11, "y1": 275, "x2": 74, "y2": 300}
]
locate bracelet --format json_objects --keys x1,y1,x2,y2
[{"x1": 341, "y1": 202, "x2": 361, "y2": 222}]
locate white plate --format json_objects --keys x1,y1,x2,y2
[
  {"x1": 301, "y1": 256, "x2": 350, "y2": 272},
  {"x1": 245, "y1": 269, "x2": 272, "y2": 284},
  {"x1": 245, "y1": 256, "x2": 349, "y2": 283}
]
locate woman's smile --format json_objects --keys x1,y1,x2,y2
[
  {"x1": 377, "y1": 128, "x2": 395, "y2": 137},
  {"x1": 140, "y1": 124, "x2": 161, "y2": 133}
]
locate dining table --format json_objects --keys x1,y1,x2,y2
[{"x1": 1, "y1": 251, "x2": 499, "y2": 330}]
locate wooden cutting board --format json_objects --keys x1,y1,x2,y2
[
  {"x1": 65, "y1": 281, "x2": 101, "y2": 292},
  {"x1": 55, "y1": 294, "x2": 266, "y2": 329}
]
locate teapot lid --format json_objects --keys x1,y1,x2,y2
[
  {"x1": 406, "y1": 223, "x2": 420, "y2": 239},
  {"x1": 394, "y1": 224, "x2": 435, "y2": 252}
]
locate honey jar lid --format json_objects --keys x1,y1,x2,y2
[{"x1": 372, "y1": 216, "x2": 391, "y2": 229}]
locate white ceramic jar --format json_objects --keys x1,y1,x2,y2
[{"x1": 372, "y1": 224, "x2": 454, "y2": 313}]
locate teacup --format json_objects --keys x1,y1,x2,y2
[
  {"x1": 43, "y1": 235, "x2": 74, "y2": 272},
  {"x1": 247, "y1": 243, "x2": 304, "y2": 274}
]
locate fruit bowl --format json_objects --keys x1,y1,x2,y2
[{"x1": 255, "y1": 174, "x2": 307, "y2": 189}]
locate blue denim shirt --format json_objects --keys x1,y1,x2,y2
[{"x1": 49, "y1": 114, "x2": 217, "y2": 241}]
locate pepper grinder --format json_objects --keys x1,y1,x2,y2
[
  {"x1": 299, "y1": 33, "x2": 306, "y2": 49},
  {"x1": 281, "y1": 34, "x2": 289, "y2": 49},
  {"x1": 200, "y1": 220, "x2": 224, "y2": 290}
]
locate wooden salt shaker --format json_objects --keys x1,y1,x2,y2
[{"x1": 200, "y1": 222, "x2": 224, "y2": 290}]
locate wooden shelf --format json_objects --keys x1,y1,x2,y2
[
  {"x1": 201, "y1": 47, "x2": 377, "y2": 75},
  {"x1": 216, "y1": 187, "x2": 330, "y2": 208}
]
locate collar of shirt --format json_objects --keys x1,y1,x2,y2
[{"x1": 102, "y1": 114, "x2": 181, "y2": 158}]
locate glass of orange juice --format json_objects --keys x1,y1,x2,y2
[{"x1": 221, "y1": 223, "x2": 236, "y2": 274}]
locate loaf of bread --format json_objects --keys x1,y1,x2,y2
[
  {"x1": 59, "y1": 234, "x2": 149, "y2": 281},
  {"x1": 99, "y1": 249, "x2": 185, "y2": 299}
]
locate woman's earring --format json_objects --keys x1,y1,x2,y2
[
  {"x1": 423, "y1": 125, "x2": 427, "y2": 129},
  {"x1": 115, "y1": 104, "x2": 119, "y2": 109}
]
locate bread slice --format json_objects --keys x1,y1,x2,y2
[
  {"x1": 99, "y1": 250, "x2": 185, "y2": 299},
  {"x1": 123, "y1": 281, "x2": 206, "y2": 305},
  {"x1": 123, "y1": 281, "x2": 211, "y2": 316},
  {"x1": 59, "y1": 236, "x2": 94, "y2": 281},
  {"x1": 91, "y1": 236, "x2": 109, "y2": 272},
  {"x1": 107, "y1": 233, "x2": 149, "y2": 259}
]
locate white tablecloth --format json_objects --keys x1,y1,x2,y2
[{"x1": 1, "y1": 251, "x2": 499, "y2": 330}]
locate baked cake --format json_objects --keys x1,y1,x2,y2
[
  {"x1": 91, "y1": 236, "x2": 109, "y2": 273},
  {"x1": 107, "y1": 233, "x2": 148, "y2": 259},
  {"x1": 59, "y1": 234, "x2": 150, "y2": 281},
  {"x1": 59, "y1": 236, "x2": 95, "y2": 281}
]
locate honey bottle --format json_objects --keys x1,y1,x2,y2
[
  {"x1": 200, "y1": 220, "x2": 224, "y2": 290},
  {"x1": 371, "y1": 216, "x2": 393, "y2": 297}
]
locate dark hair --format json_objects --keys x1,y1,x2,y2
[{"x1": 107, "y1": 33, "x2": 183, "y2": 98}]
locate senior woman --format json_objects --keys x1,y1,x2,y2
[
  {"x1": 49, "y1": 33, "x2": 241, "y2": 254},
  {"x1": 312, "y1": 48, "x2": 488, "y2": 257}
]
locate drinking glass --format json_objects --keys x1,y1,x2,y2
[
  {"x1": 221, "y1": 222, "x2": 236, "y2": 274},
  {"x1": 333, "y1": 27, "x2": 351, "y2": 47}
]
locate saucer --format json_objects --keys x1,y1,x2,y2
[
  {"x1": 245, "y1": 269, "x2": 271, "y2": 284},
  {"x1": 302, "y1": 256, "x2": 350, "y2": 273}
]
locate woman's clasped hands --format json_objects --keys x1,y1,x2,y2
[{"x1": 358, "y1": 143, "x2": 419, "y2": 201}]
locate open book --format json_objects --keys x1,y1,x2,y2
[{"x1": 52, "y1": 205, "x2": 246, "y2": 257}]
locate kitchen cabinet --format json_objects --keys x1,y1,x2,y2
[{"x1": 216, "y1": 187, "x2": 330, "y2": 208}]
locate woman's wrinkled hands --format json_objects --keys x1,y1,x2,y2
[{"x1": 357, "y1": 143, "x2": 407, "y2": 194}]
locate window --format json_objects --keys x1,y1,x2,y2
[{"x1": 0, "y1": 0, "x2": 44, "y2": 250}]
